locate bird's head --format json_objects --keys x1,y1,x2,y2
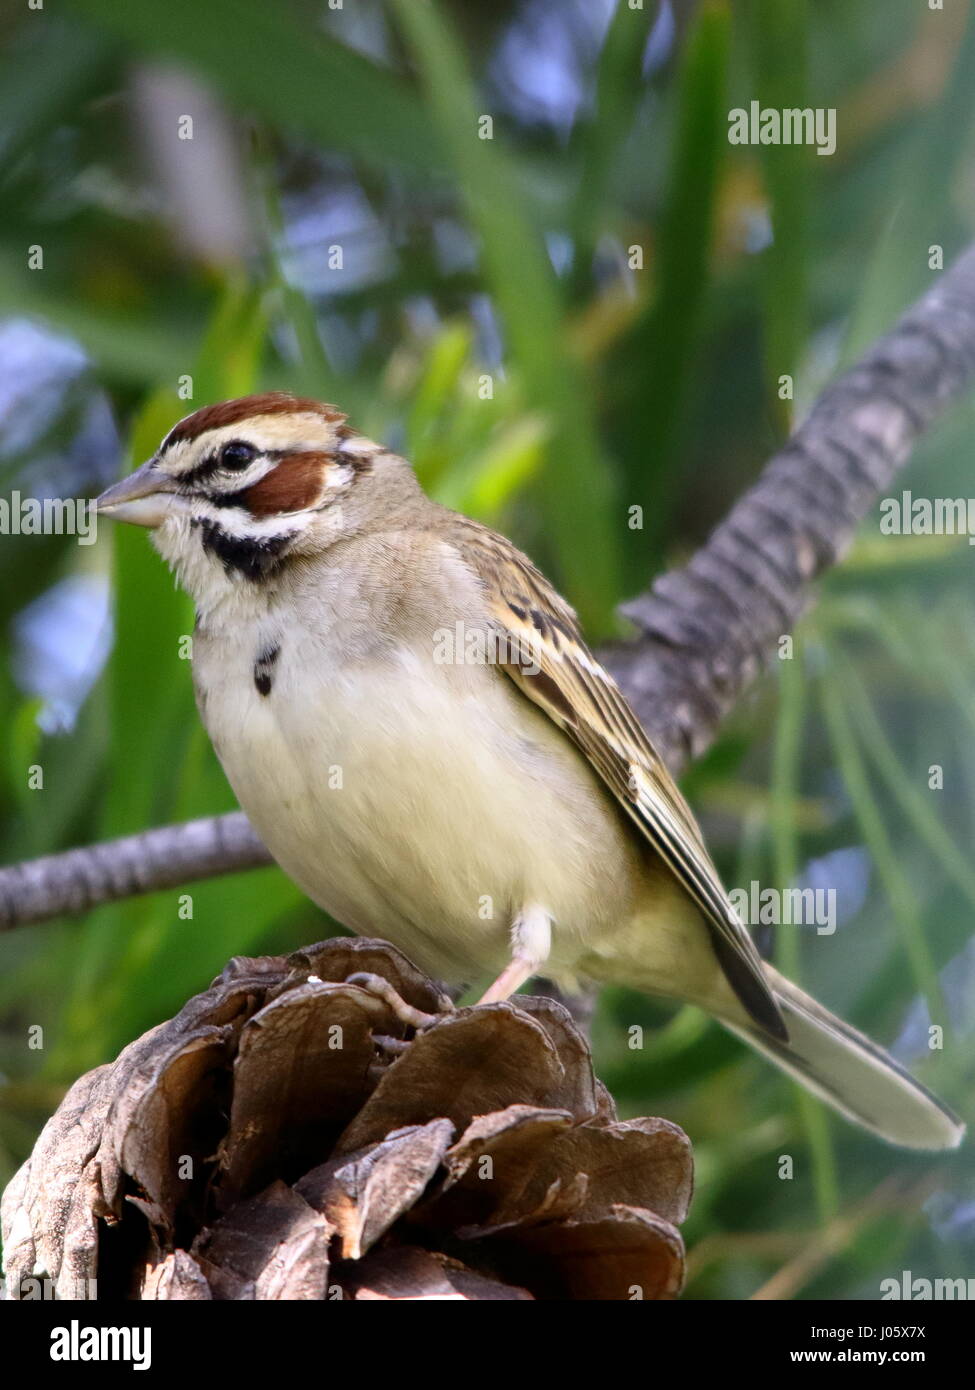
[{"x1": 95, "y1": 393, "x2": 419, "y2": 603}]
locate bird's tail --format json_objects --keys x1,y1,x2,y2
[{"x1": 722, "y1": 964, "x2": 964, "y2": 1150}]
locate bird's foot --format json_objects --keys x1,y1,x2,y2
[{"x1": 346, "y1": 971, "x2": 454, "y2": 1032}]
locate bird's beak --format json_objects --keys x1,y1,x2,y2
[{"x1": 95, "y1": 459, "x2": 182, "y2": 528}]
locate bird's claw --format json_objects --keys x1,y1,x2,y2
[{"x1": 346, "y1": 971, "x2": 454, "y2": 1033}]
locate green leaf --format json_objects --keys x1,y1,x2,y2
[
  {"x1": 568, "y1": 0, "x2": 656, "y2": 298},
  {"x1": 0, "y1": 18, "x2": 120, "y2": 176},
  {"x1": 73, "y1": 0, "x2": 440, "y2": 172},
  {"x1": 389, "y1": 0, "x2": 622, "y2": 632},
  {"x1": 819, "y1": 666, "x2": 946, "y2": 1027},
  {"x1": 837, "y1": 656, "x2": 975, "y2": 915},
  {"x1": 437, "y1": 413, "x2": 549, "y2": 522},
  {"x1": 743, "y1": 0, "x2": 811, "y2": 430},
  {"x1": 406, "y1": 321, "x2": 475, "y2": 475},
  {"x1": 101, "y1": 388, "x2": 197, "y2": 839},
  {"x1": 0, "y1": 251, "x2": 191, "y2": 384},
  {"x1": 841, "y1": 3, "x2": 975, "y2": 362},
  {"x1": 770, "y1": 647, "x2": 838, "y2": 1223},
  {"x1": 255, "y1": 143, "x2": 341, "y2": 402},
  {"x1": 614, "y1": 1, "x2": 730, "y2": 564}
]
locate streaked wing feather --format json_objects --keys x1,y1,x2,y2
[{"x1": 453, "y1": 521, "x2": 786, "y2": 1040}]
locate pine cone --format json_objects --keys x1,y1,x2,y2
[{"x1": 2, "y1": 938, "x2": 692, "y2": 1301}]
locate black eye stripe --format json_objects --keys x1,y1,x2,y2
[
  {"x1": 176, "y1": 445, "x2": 288, "y2": 491},
  {"x1": 178, "y1": 453, "x2": 222, "y2": 489}
]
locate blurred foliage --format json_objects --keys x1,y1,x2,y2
[{"x1": 0, "y1": 0, "x2": 974, "y2": 1300}]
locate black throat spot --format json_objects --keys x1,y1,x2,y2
[
  {"x1": 194, "y1": 518, "x2": 293, "y2": 582},
  {"x1": 253, "y1": 643, "x2": 281, "y2": 697}
]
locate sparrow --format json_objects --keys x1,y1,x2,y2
[{"x1": 96, "y1": 392, "x2": 963, "y2": 1150}]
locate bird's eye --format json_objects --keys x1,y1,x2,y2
[{"x1": 220, "y1": 440, "x2": 257, "y2": 470}]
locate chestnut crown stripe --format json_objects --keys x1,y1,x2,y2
[{"x1": 161, "y1": 392, "x2": 347, "y2": 450}]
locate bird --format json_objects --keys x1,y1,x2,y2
[{"x1": 95, "y1": 392, "x2": 963, "y2": 1150}]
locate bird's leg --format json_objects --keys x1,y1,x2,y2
[{"x1": 478, "y1": 905, "x2": 552, "y2": 1005}]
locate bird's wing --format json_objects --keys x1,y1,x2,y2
[{"x1": 452, "y1": 520, "x2": 786, "y2": 1040}]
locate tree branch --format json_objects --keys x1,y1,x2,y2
[
  {"x1": 606, "y1": 242, "x2": 975, "y2": 769},
  {"x1": 4, "y1": 243, "x2": 975, "y2": 931},
  {"x1": 0, "y1": 814, "x2": 270, "y2": 928}
]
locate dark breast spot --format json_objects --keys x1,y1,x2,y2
[{"x1": 253, "y1": 643, "x2": 281, "y2": 697}]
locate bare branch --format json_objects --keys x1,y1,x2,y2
[
  {"x1": 4, "y1": 243, "x2": 975, "y2": 931},
  {"x1": 0, "y1": 814, "x2": 270, "y2": 928},
  {"x1": 606, "y1": 242, "x2": 975, "y2": 770}
]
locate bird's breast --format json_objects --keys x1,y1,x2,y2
[{"x1": 192, "y1": 619, "x2": 643, "y2": 985}]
